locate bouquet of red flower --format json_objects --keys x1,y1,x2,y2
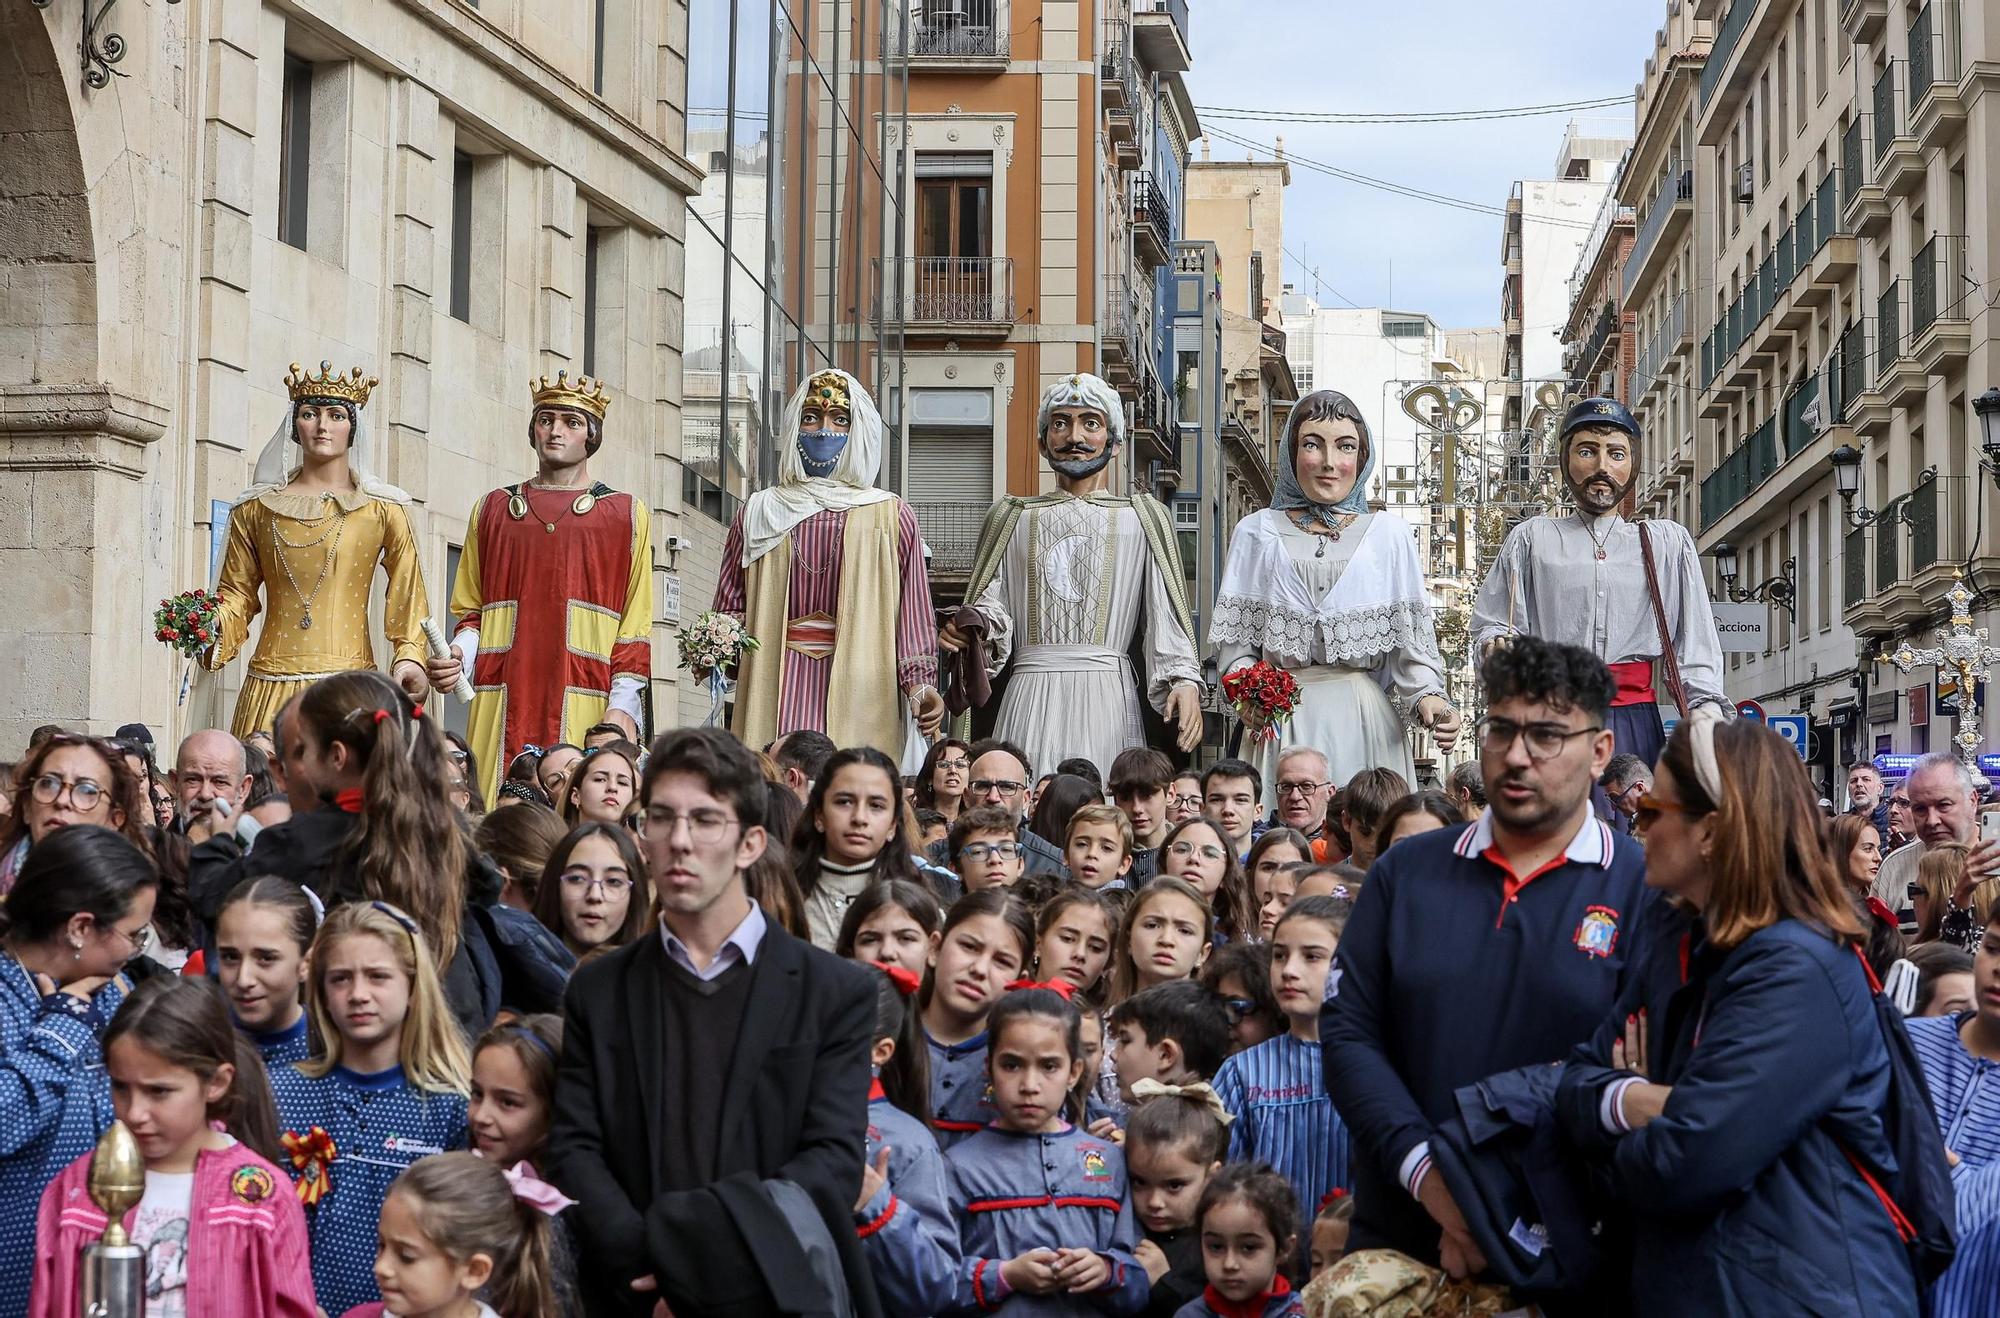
[
  {"x1": 1221, "y1": 661, "x2": 1300, "y2": 744},
  {"x1": 153, "y1": 589, "x2": 220, "y2": 659}
]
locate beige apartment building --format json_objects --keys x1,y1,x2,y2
[
  {"x1": 1, "y1": 0, "x2": 909, "y2": 749},
  {"x1": 1662, "y1": 0, "x2": 2000, "y2": 783}
]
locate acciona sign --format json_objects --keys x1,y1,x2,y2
[{"x1": 1711, "y1": 601, "x2": 1768, "y2": 652}]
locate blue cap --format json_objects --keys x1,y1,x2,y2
[{"x1": 1560, "y1": 396, "x2": 1641, "y2": 443}]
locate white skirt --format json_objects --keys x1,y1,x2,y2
[
  {"x1": 1251, "y1": 663, "x2": 1414, "y2": 805},
  {"x1": 993, "y1": 645, "x2": 1146, "y2": 784}
]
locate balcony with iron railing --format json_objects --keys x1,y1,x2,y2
[
  {"x1": 1624, "y1": 164, "x2": 1693, "y2": 302},
  {"x1": 1698, "y1": 0, "x2": 1755, "y2": 108},
  {"x1": 1844, "y1": 469, "x2": 1971, "y2": 629},
  {"x1": 876, "y1": 257, "x2": 1016, "y2": 334},
  {"x1": 1841, "y1": 114, "x2": 1891, "y2": 236},
  {"x1": 1874, "y1": 277, "x2": 1927, "y2": 406},
  {"x1": 1569, "y1": 302, "x2": 1619, "y2": 386},
  {"x1": 1911, "y1": 233, "x2": 1972, "y2": 370},
  {"x1": 1102, "y1": 39, "x2": 1139, "y2": 163},
  {"x1": 1910, "y1": 1, "x2": 1969, "y2": 149},
  {"x1": 911, "y1": 502, "x2": 994, "y2": 577},
  {"x1": 890, "y1": 0, "x2": 1010, "y2": 64},
  {"x1": 1131, "y1": 172, "x2": 1174, "y2": 268},
  {"x1": 1132, "y1": 0, "x2": 1191, "y2": 74},
  {"x1": 1873, "y1": 61, "x2": 1925, "y2": 196},
  {"x1": 1701, "y1": 171, "x2": 1845, "y2": 387},
  {"x1": 1101, "y1": 273, "x2": 1139, "y2": 381},
  {"x1": 1700, "y1": 414, "x2": 1779, "y2": 528}
]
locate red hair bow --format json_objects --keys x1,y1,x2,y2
[
  {"x1": 372, "y1": 709, "x2": 391, "y2": 725},
  {"x1": 1318, "y1": 1187, "x2": 1350, "y2": 1211},
  {"x1": 1004, "y1": 977, "x2": 1077, "y2": 1000},
  {"x1": 874, "y1": 962, "x2": 920, "y2": 997}
]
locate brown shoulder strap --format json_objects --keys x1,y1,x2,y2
[{"x1": 1637, "y1": 522, "x2": 1691, "y2": 718}]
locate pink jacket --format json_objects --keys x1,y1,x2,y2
[{"x1": 30, "y1": 1142, "x2": 318, "y2": 1318}]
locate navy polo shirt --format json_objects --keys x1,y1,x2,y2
[{"x1": 1322, "y1": 810, "x2": 1654, "y2": 1260}]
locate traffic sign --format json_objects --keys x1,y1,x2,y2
[
  {"x1": 1736, "y1": 699, "x2": 1767, "y2": 723},
  {"x1": 1766, "y1": 715, "x2": 1808, "y2": 759}
]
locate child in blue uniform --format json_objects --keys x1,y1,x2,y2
[
  {"x1": 271, "y1": 901, "x2": 470, "y2": 1315},
  {"x1": 922, "y1": 889, "x2": 1037, "y2": 1150},
  {"x1": 858, "y1": 961, "x2": 961, "y2": 1317},
  {"x1": 945, "y1": 982, "x2": 1147, "y2": 1314},
  {"x1": 1125, "y1": 1086, "x2": 1228, "y2": 1318},
  {"x1": 1176, "y1": 1163, "x2": 1302, "y2": 1318},
  {"x1": 1210, "y1": 896, "x2": 1350, "y2": 1245},
  {"x1": 215, "y1": 876, "x2": 318, "y2": 1068}
]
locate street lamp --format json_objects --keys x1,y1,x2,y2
[
  {"x1": 1830, "y1": 443, "x2": 1883, "y2": 526},
  {"x1": 1710, "y1": 540, "x2": 1797, "y2": 618},
  {"x1": 1975, "y1": 387, "x2": 2000, "y2": 486}
]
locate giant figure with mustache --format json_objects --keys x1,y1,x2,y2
[
  {"x1": 944, "y1": 372, "x2": 1204, "y2": 779},
  {"x1": 1471, "y1": 396, "x2": 1729, "y2": 770}
]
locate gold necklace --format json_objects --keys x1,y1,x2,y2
[
  {"x1": 1290, "y1": 509, "x2": 1358, "y2": 558},
  {"x1": 271, "y1": 505, "x2": 348, "y2": 630}
]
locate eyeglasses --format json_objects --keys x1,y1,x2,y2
[
  {"x1": 936, "y1": 758, "x2": 969, "y2": 772},
  {"x1": 1168, "y1": 794, "x2": 1203, "y2": 811},
  {"x1": 1275, "y1": 780, "x2": 1331, "y2": 798},
  {"x1": 1632, "y1": 793, "x2": 1702, "y2": 830},
  {"x1": 1475, "y1": 717, "x2": 1605, "y2": 761},
  {"x1": 640, "y1": 807, "x2": 739, "y2": 846},
  {"x1": 560, "y1": 873, "x2": 634, "y2": 895},
  {"x1": 1167, "y1": 839, "x2": 1227, "y2": 862},
  {"x1": 446, "y1": 749, "x2": 469, "y2": 765},
  {"x1": 959, "y1": 841, "x2": 1021, "y2": 862},
  {"x1": 29, "y1": 774, "x2": 107, "y2": 810},
  {"x1": 969, "y1": 779, "x2": 1026, "y2": 796},
  {"x1": 1221, "y1": 996, "x2": 1257, "y2": 1022},
  {"x1": 104, "y1": 920, "x2": 153, "y2": 959},
  {"x1": 1907, "y1": 882, "x2": 1925, "y2": 900}
]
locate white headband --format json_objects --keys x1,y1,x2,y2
[{"x1": 1685, "y1": 705, "x2": 1727, "y2": 804}]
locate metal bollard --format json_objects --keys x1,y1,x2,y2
[{"x1": 79, "y1": 1122, "x2": 146, "y2": 1318}]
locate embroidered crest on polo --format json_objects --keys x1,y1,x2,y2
[
  {"x1": 383, "y1": 1136, "x2": 446, "y2": 1157},
  {"x1": 231, "y1": 1164, "x2": 275, "y2": 1205},
  {"x1": 1574, "y1": 906, "x2": 1621, "y2": 958},
  {"x1": 1080, "y1": 1147, "x2": 1111, "y2": 1181}
]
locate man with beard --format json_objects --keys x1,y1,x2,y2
[
  {"x1": 1471, "y1": 397, "x2": 1729, "y2": 770},
  {"x1": 942, "y1": 372, "x2": 1203, "y2": 780},
  {"x1": 1323, "y1": 636, "x2": 1653, "y2": 1279}
]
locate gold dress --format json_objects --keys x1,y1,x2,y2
[{"x1": 206, "y1": 487, "x2": 431, "y2": 736}]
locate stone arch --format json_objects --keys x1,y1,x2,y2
[{"x1": 0, "y1": 5, "x2": 97, "y2": 386}]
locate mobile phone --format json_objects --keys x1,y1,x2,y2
[{"x1": 1981, "y1": 809, "x2": 2000, "y2": 846}]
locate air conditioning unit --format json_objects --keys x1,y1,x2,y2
[{"x1": 1735, "y1": 163, "x2": 1755, "y2": 204}]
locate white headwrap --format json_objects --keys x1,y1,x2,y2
[
  {"x1": 236, "y1": 393, "x2": 411, "y2": 507},
  {"x1": 1036, "y1": 372, "x2": 1125, "y2": 450},
  {"x1": 740, "y1": 368, "x2": 893, "y2": 566},
  {"x1": 1684, "y1": 704, "x2": 1727, "y2": 804}
]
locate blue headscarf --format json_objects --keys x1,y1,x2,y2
[{"x1": 1272, "y1": 389, "x2": 1376, "y2": 526}]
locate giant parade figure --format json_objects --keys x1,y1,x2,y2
[
  {"x1": 713, "y1": 368, "x2": 945, "y2": 758},
  {"x1": 427, "y1": 372, "x2": 652, "y2": 805},
  {"x1": 207, "y1": 362, "x2": 431, "y2": 737},
  {"x1": 943, "y1": 372, "x2": 1203, "y2": 780},
  {"x1": 1471, "y1": 396, "x2": 1730, "y2": 768}
]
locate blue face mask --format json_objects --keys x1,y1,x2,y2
[{"x1": 797, "y1": 428, "x2": 847, "y2": 477}]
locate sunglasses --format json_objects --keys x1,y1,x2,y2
[{"x1": 1632, "y1": 793, "x2": 1702, "y2": 830}]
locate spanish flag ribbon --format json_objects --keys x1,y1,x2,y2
[{"x1": 281, "y1": 1126, "x2": 338, "y2": 1206}]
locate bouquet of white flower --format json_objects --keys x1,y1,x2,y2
[{"x1": 678, "y1": 611, "x2": 759, "y2": 726}]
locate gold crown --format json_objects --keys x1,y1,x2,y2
[
  {"x1": 285, "y1": 361, "x2": 377, "y2": 409},
  {"x1": 531, "y1": 370, "x2": 610, "y2": 422},
  {"x1": 804, "y1": 370, "x2": 850, "y2": 413}
]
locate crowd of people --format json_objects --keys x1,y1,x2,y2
[{"x1": 0, "y1": 627, "x2": 1991, "y2": 1318}]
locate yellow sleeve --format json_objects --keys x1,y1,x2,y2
[
  {"x1": 205, "y1": 503, "x2": 262, "y2": 670},
  {"x1": 448, "y1": 496, "x2": 485, "y2": 636},
  {"x1": 378, "y1": 501, "x2": 431, "y2": 668},
  {"x1": 613, "y1": 497, "x2": 654, "y2": 678}
]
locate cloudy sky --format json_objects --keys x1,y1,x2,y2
[{"x1": 1185, "y1": 0, "x2": 1664, "y2": 329}]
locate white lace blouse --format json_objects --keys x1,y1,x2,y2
[{"x1": 1208, "y1": 510, "x2": 1448, "y2": 713}]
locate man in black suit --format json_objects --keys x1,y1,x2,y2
[{"x1": 549, "y1": 726, "x2": 881, "y2": 1317}]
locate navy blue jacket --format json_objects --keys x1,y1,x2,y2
[
  {"x1": 1556, "y1": 903, "x2": 1921, "y2": 1317},
  {"x1": 1322, "y1": 817, "x2": 1653, "y2": 1262}
]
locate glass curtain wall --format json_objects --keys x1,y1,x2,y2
[{"x1": 683, "y1": 0, "x2": 908, "y2": 519}]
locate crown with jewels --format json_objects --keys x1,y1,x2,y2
[
  {"x1": 285, "y1": 361, "x2": 377, "y2": 409},
  {"x1": 804, "y1": 370, "x2": 850, "y2": 413},
  {"x1": 530, "y1": 370, "x2": 611, "y2": 422}
]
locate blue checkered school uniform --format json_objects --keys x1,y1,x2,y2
[
  {"x1": 944, "y1": 1123, "x2": 1147, "y2": 1314},
  {"x1": 860, "y1": 1087, "x2": 961, "y2": 1317},
  {"x1": 1211, "y1": 1034, "x2": 1349, "y2": 1240},
  {"x1": 930, "y1": 1030, "x2": 998, "y2": 1152},
  {"x1": 0, "y1": 955, "x2": 123, "y2": 1318},
  {"x1": 269, "y1": 1062, "x2": 467, "y2": 1315},
  {"x1": 247, "y1": 1012, "x2": 312, "y2": 1069},
  {"x1": 1908, "y1": 1013, "x2": 2000, "y2": 1314}
]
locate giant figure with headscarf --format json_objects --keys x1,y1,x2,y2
[
  {"x1": 206, "y1": 361, "x2": 432, "y2": 738},
  {"x1": 944, "y1": 372, "x2": 1203, "y2": 780},
  {"x1": 428, "y1": 371, "x2": 652, "y2": 806},
  {"x1": 713, "y1": 368, "x2": 945, "y2": 758},
  {"x1": 1210, "y1": 389, "x2": 1461, "y2": 796},
  {"x1": 1471, "y1": 396, "x2": 1729, "y2": 770}
]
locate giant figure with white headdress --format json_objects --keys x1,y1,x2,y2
[
  {"x1": 713, "y1": 368, "x2": 945, "y2": 757},
  {"x1": 206, "y1": 361, "x2": 432, "y2": 738},
  {"x1": 943, "y1": 372, "x2": 1205, "y2": 780}
]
